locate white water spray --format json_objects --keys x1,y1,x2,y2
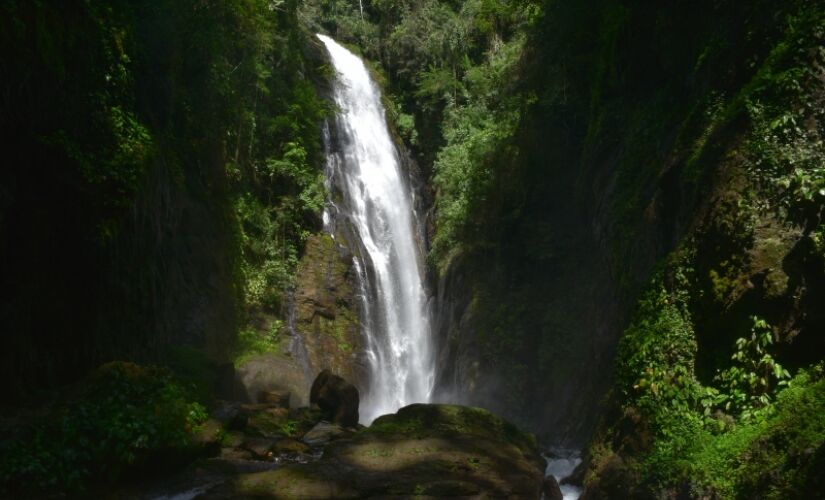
[{"x1": 317, "y1": 34, "x2": 434, "y2": 423}]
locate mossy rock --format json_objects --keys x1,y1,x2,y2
[
  {"x1": 293, "y1": 234, "x2": 363, "y2": 385},
  {"x1": 245, "y1": 407, "x2": 290, "y2": 438},
  {"x1": 204, "y1": 404, "x2": 545, "y2": 498},
  {"x1": 288, "y1": 406, "x2": 324, "y2": 436},
  {"x1": 367, "y1": 403, "x2": 538, "y2": 451},
  {"x1": 192, "y1": 418, "x2": 225, "y2": 453}
]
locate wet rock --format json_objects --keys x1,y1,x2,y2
[
  {"x1": 272, "y1": 438, "x2": 311, "y2": 455},
  {"x1": 580, "y1": 454, "x2": 637, "y2": 500},
  {"x1": 562, "y1": 458, "x2": 585, "y2": 486},
  {"x1": 219, "y1": 447, "x2": 254, "y2": 461},
  {"x1": 309, "y1": 369, "x2": 359, "y2": 428},
  {"x1": 211, "y1": 401, "x2": 246, "y2": 430},
  {"x1": 245, "y1": 407, "x2": 290, "y2": 439},
  {"x1": 543, "y1": 476, "x2": 564, "y2": 500},
  {"x1": 288, "y1": 406, "x2": 324, "y2": 436},
  {"x1": 240, "y1": 403, "x2": 272, "y2": 412},
  {"x1": 258, "y1": 389, "x2": 290, "y2": 408},
  {"x1": 242, "y1": 437, "x2": 277, "y2": 461},
  {"x1": 206, "y1": 404, "x2": 545, "y2": 499},
  {"x1": 301, "y1": 421, "x2": 349, "y2": 448}
]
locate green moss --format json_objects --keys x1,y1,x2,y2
[
  {"x1": 368, "y1": 404, "x2": 537, "y2": 453},
  {"x1": 369, "y1": 416, "x2": 427, "y2": 436},
  {"x1": 246, "y1": 410, "x2": 290, "y2": 439},
  {"x1": 596, "y1": 243, "x2": 824, "y2": 497},
  {"x1": 233, "y1": 319, "x2": 285, "y2": 366}
]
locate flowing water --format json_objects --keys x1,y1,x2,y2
[
  {"x1": 544, "y1": 450, "x2": 583, "y2": 500},
  {"x1": 317, "y1": 34, "x2": 434, "y2": 423}
]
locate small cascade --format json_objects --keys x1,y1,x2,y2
[{"x1": 544, "y1": 450, "x2": 582, "y2": 500}]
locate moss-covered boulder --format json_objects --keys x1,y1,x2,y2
[
  {"x1": 309, "y1": 369, "x2": 360, "y2": 428},
  {"x1": 206, "y1": 403, "x2": 545, "y2": 498}
]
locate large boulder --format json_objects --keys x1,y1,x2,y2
[
  {"x1": 309, "y1": 369, "x2": 359, "y2": 428},
  {"x1": 206, "y1": 404, "x2": 546, "y2": 498},
  {"x1": 234, "y1": 353, "x2": 311, "y2": 407},
  {"x1": 543, "y1": 476, "x2": 564, "y2": 500}
]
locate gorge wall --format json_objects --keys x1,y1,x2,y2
[
  {"x1": 308, "y1": 0, "x2": 825, "y2": 459},
  {"x1": 0, "y1": 0, "x2": 329, "y2": 405}
]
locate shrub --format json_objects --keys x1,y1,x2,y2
[{"x1": 0, "y1": 362, "x2": 207, "y2": 495}]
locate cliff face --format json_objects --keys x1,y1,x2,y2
[
  {"x1": 291, "y1": 234, "x2": 365, "y2": 387},
  {"x1": 428, "y1": 0, "x2": 825, "y2": 455},
  {"x1": 0, "y1": 0, "x2": 328, "y2": 405},
  {"x1": 0, "y1": 2, "x2": 238, "y2": 401}
]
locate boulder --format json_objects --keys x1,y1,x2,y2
[
  {"x1": 301, "y1": 422, "x2": 349, "y2": 448},
  {"x1": 288, "y1": 406, "x2": 324, "y2": 437},
  {"x1": 244, "y1": 407, "x2": 290, "y2": 439},
  {"x1": 235, "y1": 353, "x2": 311, "y2": 407},
  {"x1": 205, "y1": 404, "x2": 545, "y2": 499},
  {"x1": 242, "y1": 437, "x2": 277, "y2": 461},
  {"x1": 211, "y1": 401, "x2": 247, "y2": 431},
  {"x1": 543, "y1": 476, "x2": 564, "y2": 500},
  {"x1": 309, "y1": 369, "x2": 359, "y2": 428}
]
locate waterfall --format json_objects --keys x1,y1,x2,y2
[{"x1": 317, "y1": 34, "x2": 434, "y2": 423}]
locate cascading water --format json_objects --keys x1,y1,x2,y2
[{"x1": 317, "y1": 34, "x2": 434, "y2": 423}]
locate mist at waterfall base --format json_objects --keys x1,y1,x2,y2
[
  {"x1": 317, "y1": 34, "x2": 434, "y2": 424},
  {"x1": 544, "y1": 451, "x2": 583, "y2": 500}
]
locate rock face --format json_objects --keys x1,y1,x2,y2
[
  {"x1": 292, "y1": 234, "x2": 365, "y2": 387},
  {"x1": 219, "y1": 235, "x2": 364, "y2": 412},
  {"x1": 234, "y1": 353, "x2": 310, "y2": 408},
  {"x1": 208, "y1": 404, "x2": 546, "y2": 498},
  {"x1": 543, "y1": 476, "x2": 564, "y2": 500},
  {"x1": 309, "y1": 369, "x2": 360, "y2": 428}
]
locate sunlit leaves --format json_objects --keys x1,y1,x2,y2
[{"x1": 712, "y1": 316, "x2": 792, "y2": 422}]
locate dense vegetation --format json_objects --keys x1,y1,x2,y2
[
  {"x1": 0, "y1": 0, "x2": 327, "y2": 402},
  {"x1": 1, "y1": 1, "x2": 327, "y2": 492},
  {"x1": 0, "y1": 362, "x2": 207, "y2": 495},
  {"x1": 1, "y1": 0, "x2": 823, "y2": 497}
]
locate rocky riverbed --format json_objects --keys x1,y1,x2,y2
[{"x1": 121, "y1": 374, "x2": 546, "y2": 499}]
